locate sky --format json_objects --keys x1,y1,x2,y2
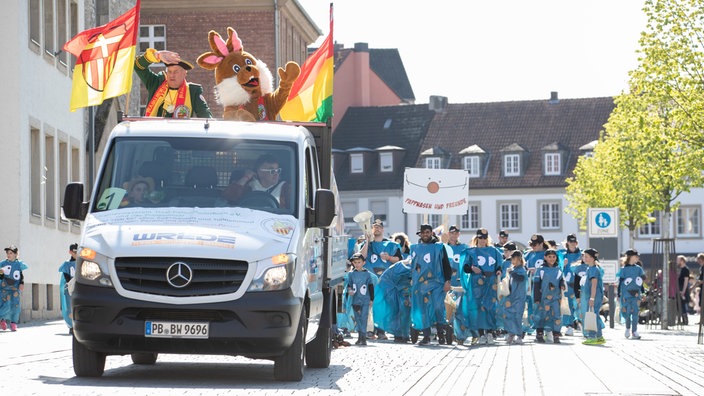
[{"x1": 297, "y1": 0, "x2": 648, "y2": 104}]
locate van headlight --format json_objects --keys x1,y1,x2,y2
[
  {"x1": 248, "y1": 253, "x2": 295, "y2": 291},
  {"x1": 77, "y1": 248, "x2": 114, "y2": 287}
]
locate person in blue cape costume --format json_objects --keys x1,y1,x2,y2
[
  {"x1": 373, "y1": 260, "x2": 412, "y2": 342},
  {"x1": 409, "y1": 223, "x2": 452, "y2": 345},
  {"x1": 581, "y1": 248, "x2": 606, "y2": 345},
  {"x1": 345, "y1": 253, "x2": 375, "y2": 345},
  {"x1": 0, "y1": 245, "x2": 28, "y2": 331},
  {"x1": 59, "y1": 243, "x2": 78, "y2": 332},
  {"x1": 618, "y1": 249, "x2": 646, "y2": 340},
  {"x1": 503, "y1": 250, "x2": 528, "y2": 344},
  {"x1": 531, "y1": 249, "x2": 566, "y2": 343},
  {"x1": 496, "y1": 241, "x2": 519, "y2": 337},
  {"x1": 557, "y1": 233, "x2": 581, "y2": 336},
  {"x1": 464, "y1": 228, "x2": 504, "y2": 345},
  {"x1": 359, "y1": 219, "x2": 402, "y2": 340},
  {"x1": 523, "y1": 234, "x2": 549, "y2": 334},
  {"x1": 445, "y1": 225, "x2": 469, "y2": 345}
]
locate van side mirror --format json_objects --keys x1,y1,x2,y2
[
  {"x1": 313, "y1": 189, "x2": 335, "y2": 228},
  {"x1": 62, "y1": 183, "x2": 88, "y2": 220}
]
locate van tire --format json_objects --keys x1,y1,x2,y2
[
  {"x1": 306, "y1": 326, "x2": 332, "y2": 368},
  {"x1": 131, "y1": 352, "x2": 158, "y2": 365},
  {"x1": 73, "y1": 335, "x2": 106, "y2": 377},
  {"x1": 274, "y1": 308, "x2": 306, "y2": 381}
]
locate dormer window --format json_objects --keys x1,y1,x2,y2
[
  {"x1": 463, "y1": 156, "x2": 480, "y2": 177},
  {"x1": 350, "y1": 153, "x2": 363, "y2": 173},
  {"x1": 425, "y1": 157, "x2": 441, "y2": 169},
  {"x1": 544, "y1": 152, "x2": 561, "y2": 175},
  {"x1": 504, "y1": 154, "x2": 520, "y2": 176},
  {"x1": 380, "y1": 152, "x2": 393, "y2": 172}
]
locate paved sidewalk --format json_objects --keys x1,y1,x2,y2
[{"x1": 1, "y1": 318, "x2": 703, "y2": 395}]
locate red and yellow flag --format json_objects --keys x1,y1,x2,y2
[
  {"x1": 63, "y1": 1, "x2": 140, "y2": 111},
  {"x1": 280, "y1": 3, "x2": 334, "y2": 123}
]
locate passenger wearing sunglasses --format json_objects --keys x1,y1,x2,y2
[{"x1": 223, "y1": 153, "x2": 290, "y2": 208}]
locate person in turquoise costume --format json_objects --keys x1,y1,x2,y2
[
  {"x1": 134, "y1": 48, "x2": 213, "y2": 118},
  {"x1": 345, "y1": 253, "x2": 375, "y2": 346},
  {"x1": 359, "y1": 219, "x2": 402, "y2": 340},
  {"x1": 409, "y1": 224, "x2": 452, "y2": 345},
  {"x1": 503, "y1": 250, "x2": 528, "y2": 344},
  {"x1": 0, "y1": 245, "x2": 28, "y2": 331},
  {"x1": 572, "y1": 255, "x2": 589, "y2": 332},
  {"x1": 618, "y1": 249, "x2": 646, "y2": 340},
  {"x1": 445, "y1": 225, "x2": 469, "y2": 345},
  {"x1": 581, "y1": 248, "x2": 606, "y2": 345},
  {"x1": 531, "y1": 249, "x2": 566, "y2": 343},
  {"x1": 373, "y1": 260, "x2": 412, "y2": 343},
  {"x1": 558, "y1": 233, "x2": 581, "y2": 336},
  {"x1": 496, "y1": 241, "x2": 518, "y2": 337},
  {"x1": 59, "y1": 243, "x2": 78, "y2": 332},
  {"x1": 464, "y1": 228, "x2": 504, "y2": 345},
  {"x1": 524, "y1": 234, "x2": 549, "y2": 333}
]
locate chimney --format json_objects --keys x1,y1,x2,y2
[
  {"x1": 549, "y1": 91, "x2": 559, "y2": 104},
  {"x1": 353, "y1": 43, "x2": 371, "y2": 106},
  {"x1": 429, "y1": 95, "x2": 448, "y2": 113}
]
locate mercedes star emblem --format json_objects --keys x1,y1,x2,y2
[{"x1": 166, "y1": 262, "x2": 193, "y2": 288}]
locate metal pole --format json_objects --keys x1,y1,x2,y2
[
  {"x1": 661, "y1": 240, "x2": 670, "y2": 330},
  {"x1": 88, "y1": 106, "x2": 95, "y2": 194}
]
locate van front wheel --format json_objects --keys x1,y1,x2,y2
[
  {"x1": 274, "y1": 308, "x2": 306, "y2": 381},
  {"x1": 73, "y1": 336, "x2": 106, "y2": 377}
]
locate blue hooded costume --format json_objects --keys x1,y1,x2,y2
[
  {"x1": 345, "y1": 268, "x2": 375, "y2": 337},
  {"x1": 466, "y1": 246, "x2": 504, "y2": 332},
  {"x1": 447, "y1": 242, "x2": 472, "y2": 341},
  {"x1": 531, "y1": 264, "x2": 565, "y2": 333},
  {"x1": 409, "y1": 242, "x2": 449, "y2": 331},
  {"x1": 581, "y1": 264, "x2": 605, "y2": 339},
  {"x1": 502, "y1": 265, "x2": 528, "y2": 336},
  {"x1": 0, "y1": 259, "x2": 28, "y2": 324},
  {"x1": 59, "y1": 258, "x2": 76, "y2": 328},
  {"x1": 618, "y1": 263, "x2": 645, "y2": 334},
  {"x1": 373, "y1": 261, "x2": 412, "y2": 339}
]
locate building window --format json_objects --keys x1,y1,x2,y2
[
  {"x1": 463, "y1": 156, "x2": 480, "y2": 178},
  {"x1": 43, "y1": 0, "x2": 55, "y2": 56},
  {"x1": 544, "y1": 153, "x2": 561, "y2": 175},
  {"x1": 350, "y1": 153, "x2": 363, "y2": 173},
  {"x1": 504, "y1": 154, "x2": 520, "y2": 176},
  {"x1": 45, "y1": 134, "x2": 56, "y2": 221},
  {"x1": 57, "y1": 0, "x2": 68, "y2": 65},
  {"x1": 676, "y1": 206, "x2": 700, "y2": 237},
  {"x1": 370, "y1": 200, "x2": 388, "y2": 224},
  {"x1": 31, "y1": 127, "x2": 41, "y2": 217},
  {"x1": 342, "y1": 202, "x2": 358, "y2": 225},
  {"x1": 379, "y1": 152, "x2": 393, "y2": 173},
  {"x1": 425, "y1": 157, "x2": 441, "y2": 169},
  {"x1": 638, "y1": 211, "x2": 661, "y2": 237},
  {"x1": 499, "y1": 202, "x2": 520, "y2": 230},
  {"x1": 139, "y1": 24, "x2": 167, "y2": 53},
  {"x1": 539, "y1": 202, "x2": 561, "y2": 230},
  {"x1": 430, "y1": 214, "x2": 441, "y2": 228},
  {"x1": 461, "y1": 203, "x2": 480, "y2": 230},
  {"x1": 29, "y1": 0, "x2": 41, "y2": 46}
]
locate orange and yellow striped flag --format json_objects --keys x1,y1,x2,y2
[
  {"x1": 63, "y1": 0, "x2": 140, "y2": 111},
  {"x1": 280, "y1": 3, "x2": 333, "y2": 123}
]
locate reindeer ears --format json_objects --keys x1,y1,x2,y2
[{"x1": 199, "y1": 28, "x2": 244, "y2": 66}]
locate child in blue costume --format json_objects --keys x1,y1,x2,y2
[
  {"x1": 345, "y1": 253, "x2": 375, "y2": 346},
  {"x1": 496, "y1": 241, "x2": 518, "y2": 338},
  {"x1": 409, "y1": 224, "x2": 452, "y2": 345},
  {"x1": 373, "y1": 260, "x2": 412, "y2": 343},
  {"x1": 465, "y1": 228, "x2": 504, "y2": 345},
  {"x1": 558, "y1": 233, "x2": 582, "y2": 336},
  {"x1": 618, "y1": 249, "x2": 646, "y2": 340},
  {"x1": 531, "y1": 249, "x2": 566, "y2": 343},
  {"x1": 59, "y1": 243, "x2": 78, "y2": 332},
  {"x1": 445, "y1": 225, "x2": 469, "y2": 345},
  {"x1": 503, "y1": 250, "x2": 528, "y2": 344},
  {"x1": 0, "y1": 245, "x2": 28, "y2": 331},
  {"x1": 524, "y1": 234, "x2": 549, "y2": 334},
  {"x1": 581, "y1": 248, "x2": 606, "y2": 345}
]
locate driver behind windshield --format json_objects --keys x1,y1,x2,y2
[{"x1": 222, "y1": 153, "x2": 291, "y2": 208}]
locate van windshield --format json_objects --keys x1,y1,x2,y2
[{"x1": 92, "y1": 137, "x2": 298, "y2": 216}]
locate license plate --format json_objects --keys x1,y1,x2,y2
[{"x1": 145, "y1": 321, "x2": 209, "y2": 339}]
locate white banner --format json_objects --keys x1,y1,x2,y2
[{"x1": 402, "y1": 168, "x2": 468, "y2": 214}]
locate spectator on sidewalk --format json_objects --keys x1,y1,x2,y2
[{"x1": 677, "y1": 255, "x2": 691, "y2": 325}]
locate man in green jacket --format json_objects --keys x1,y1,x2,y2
[{"x1": 134, "y1": 48, "x2": 212, "y2": 118}]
